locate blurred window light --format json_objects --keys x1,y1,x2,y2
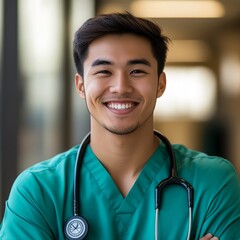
[
  {"x1": 131, "y1": 0, "x2": 225, "y2": 18},
  {"x1": 168, "y1": 40, "x2": 210, "y2": 63},
  {"x1": 18, "y1": 0, "x2": 64, "y2": 171},
  {"x1": 70, "y1": 0, "x2": 95, "y2": 36},
  {"x1": 154, "y1": 66, "x2": 217, "y2": 121},
  {"x1": 220, "y1": 53, "x2": 240, "y2": 97},
  {"x1": 19, "y1": 0, "x2": 63, "y2": 74}
]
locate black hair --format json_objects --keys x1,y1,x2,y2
[{"x1": 73, "y1": 12, "x2": 170, "y2": 77}]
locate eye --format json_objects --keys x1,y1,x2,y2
[
  {"x1": 130, "y1": 69, "x2": 147, "y2": 76},
  {"x1": 95, "y1": 70, "x2": 111, "y2": 76}
]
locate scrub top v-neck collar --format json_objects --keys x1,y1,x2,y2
[{"x1": 83, "y1": 144, "x2": 167, "y2": 219}]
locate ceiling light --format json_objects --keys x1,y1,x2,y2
[{"x1": 131, "y1": 0, "x2": 225, "y2": 18}]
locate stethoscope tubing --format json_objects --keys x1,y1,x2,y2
[
  {"x1": 153, "y1": 131, "x2": 194, "y2": 240},
  {"x1": 65, "y1": 130, "x2": 194, "y2": 240},
  {"x1": 74, "y1": 132, "x2": 91, "y2": 216}
]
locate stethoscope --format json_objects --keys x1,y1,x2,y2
[{"x1": 64, "y1": 131, "x2": 194, "y2": 240}]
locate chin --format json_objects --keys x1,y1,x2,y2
[{"x1": 104, "y1": 125, "x2": 139, "y2": 136}]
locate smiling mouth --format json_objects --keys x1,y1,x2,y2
[{"x1": 106, "y1": 102, "x2": 136, "y2": 110}]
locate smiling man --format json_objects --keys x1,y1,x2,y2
[
  {"x1": 76, "y1": 34, "x2": 165, "y2": 135},
  {"x1": 1, "y1": 12, "x2": 240, "y2": 240}
]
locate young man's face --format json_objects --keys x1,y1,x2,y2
[{"x1": 75, "y1": 34, "x2": 166, "y2": 135}]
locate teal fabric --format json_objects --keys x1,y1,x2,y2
[{"x1": 1, "y1": 143, "x2": 240, "y2": 239}]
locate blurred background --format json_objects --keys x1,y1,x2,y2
[{"x1": 0, "y1": 0, "x2": 240, "y2": 218}]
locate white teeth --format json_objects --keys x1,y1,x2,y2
[{"x1": 107, "y1": 103, "x2": 134, "y2": 110}]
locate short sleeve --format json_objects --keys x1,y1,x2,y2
[
  {"x1": 0, "y1": 172, "x2": 54, "y2": 240},
  {"x1": 199, "y1": 161, "x2": 240, "y2": 239}
]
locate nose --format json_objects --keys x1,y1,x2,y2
[{"x1": 109, "y1": 72, "x2": 133, "y2": 94}]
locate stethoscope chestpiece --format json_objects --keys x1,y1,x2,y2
[{"x1": 64, "y1": 215, "x2": 88, "y2": 240}]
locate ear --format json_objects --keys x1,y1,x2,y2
[
  {"x1": 75, "y1": 73, "x2": 85, "y2": 98},
  {"x1": 157, "y1": 72, "x2": 166, "y2": 98}
]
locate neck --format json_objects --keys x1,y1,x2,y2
[{"x1": 90, "y1": 125, "x2": 159, "y2": 196}]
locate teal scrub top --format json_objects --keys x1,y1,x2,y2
[{"x1": 1, "y1": 143, "x2": 240, "y2": 240}]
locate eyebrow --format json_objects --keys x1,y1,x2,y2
[
  {"x1": 91, "y1": 59, "x2": 112, "y2": 67},
  {"x1": 91, "y1": 58, "x2": 151, "y2": 67},
  {"x1": 127, "y1": 59, "x2": 151, "y2": 67}
]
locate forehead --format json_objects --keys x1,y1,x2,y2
[{"x1": 85, "y1": 33, "x2": 155, "y2": 64}]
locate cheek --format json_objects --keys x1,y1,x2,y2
[
  {"x1": 138, "y1": 82, "x2": 159, "y2": 109},
  {"x1": 138, "y1": 80, "x2": 159, "y2": 98},
  {"x1": 84, "y1": 80, "x2": 106, "y2": 103}
]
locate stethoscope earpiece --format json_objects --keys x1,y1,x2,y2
[{"x1": 64, "y1": 215, "x2": 88, "y2": 240}]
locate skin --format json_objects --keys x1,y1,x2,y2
[
  {"x1": 200, "y1": 233, "x2": 219, "y2": 240},
  {"x1": 75, "y1": 33, "x2": 219, "y2": 240}
]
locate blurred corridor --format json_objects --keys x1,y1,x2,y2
[{"x1": 1, "y1": 0, "x2": 240, "y2": 218}]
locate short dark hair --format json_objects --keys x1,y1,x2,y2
[{"x1": 73, "y1": 12, "x2": 170, "y2": 77}]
